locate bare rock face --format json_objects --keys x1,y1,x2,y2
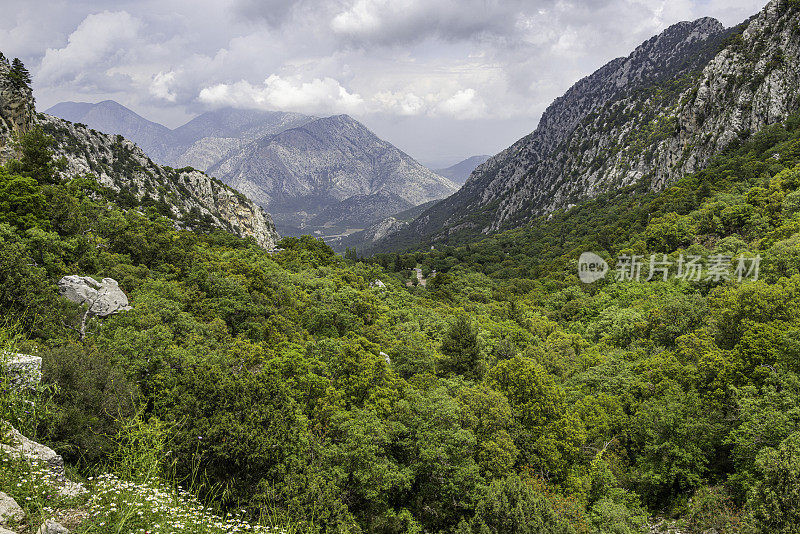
[
  {"x1": 0, "y1": 491, "x2": 23, "y2": 526},
  {"x1": 57, "y1": 276, "x2": 131, "y2": 317}
]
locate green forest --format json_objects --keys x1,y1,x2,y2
[{"x1": 3, "y1": 112, "x2": 800, "y2": 533}]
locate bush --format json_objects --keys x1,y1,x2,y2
[
  {"x1": 40, "y1": 343, "x2": 139, "y2": 468},
  {"x1": 457, "y1": 475, "x2": 575, "y2": 534}
]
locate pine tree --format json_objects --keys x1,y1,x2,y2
[{"x1": 9, "y1": 58, "x2": 32, "y2": 89}]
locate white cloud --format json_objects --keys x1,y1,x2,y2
[
  {"x1": 38, "y1": 11, "x2": 141, "y2": 85},
  {"x1": 434, "y1": 88, "x2": 487, "y2": 119},
  {"x1": 371, "y1": 88, "x2": 487, "y2": 118},
  {"x1": 198, "y1": 75, "x2": 365, "y2": 115},
  {"x1": 150, "y1": 71, "x2": 177, "y2": 102},
  {"x1": 373, "y1": 91, "x2": 426, "y2": 116}
]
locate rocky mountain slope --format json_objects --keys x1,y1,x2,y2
[
  {"x1": 1, "y1": 56, "x2": 280, "y2": 249},
  {"x1": 46, "y1": 102, "x2": 457, "y2": 238},
  {"x1": 380, "y1": 0, "x2": 800, "y2": 248},
  {"x1": 434, "y1": 155, "x2": 491, "y2": 185},
  {"x1": 207, "y1": 114, "x2": 458, "y2": 234},
  {"x1": 44, "y1": 103, "x2": 314, "y2": 171}
]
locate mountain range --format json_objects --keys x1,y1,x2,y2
[
  {"x1": 367, "y1": 0, "x2": 800, "y2": 251},
  {"x1": 46, "y1": 102, "x2": 459, "y2": 239}
]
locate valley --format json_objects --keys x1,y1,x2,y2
[{"x1": 2, "y1": 1, "x2": 800, "y2": 533}]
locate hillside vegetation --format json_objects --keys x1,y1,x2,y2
[{"x1": 3, "y1": 101, "x2": 800, "y2": 534}]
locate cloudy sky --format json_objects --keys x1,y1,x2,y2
[{"x1": 1, "y1": 0, "x2": 767, "y2": 167}]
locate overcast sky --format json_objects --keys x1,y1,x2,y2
[{"x1": 0, "y1": 0, "x2": 767, "y2": 168}]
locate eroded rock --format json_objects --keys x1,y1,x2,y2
[{"x1": 0, "y1": 426, "x2": 86, "y2": 497}]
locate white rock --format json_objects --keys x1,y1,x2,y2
[
  {"x1": 88, "y1": 278, "x2": 132, "y2": 316},
  {"x1": 2, "y1": 352, "x2": 42, "y2": 388},
  {"x1": 0, "y1": 491, "x2": 23, "y2": 526},
  {"x1": 0, "y1": 426, "x2": 65, "y2": 477},
  {"x1": 36, "y1": 519, "x2": 69, "y2": 534},
  {"x1": 56, "y1": 275, "x2": 100, "y2": 306},
  {"x1": 57, "y1": 276, "x2": 131, "y2": 317}
]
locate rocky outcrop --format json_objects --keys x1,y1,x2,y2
[
  {"x1": 36, "y1": 519, "x2": 69, "y2": 534},
  {"x1": 0, "y1": 56, "x2": 280, "y2": 250},
  {"x1": 57, "y1": 276, "x2": 131, "y2": 316},
  {"x1": 2, "y1": 352, "x2": 42, "y2": 388},
  {"x1": 0, "y1": 491, "x2": 23, "y2": 526},
  {"x1": 0, "y1": 56, "x2": 35, "y2": 162},
  {"x1": 650, "y1": 0, "x2": 800, "y2": 188},
  {"x1": 38, "y1": 116, "x2": 280, "y2": 249},
  {"x1": 0, "y1": 426, "x2": 86, "y2": 498},
  {"x1": 387, "y1": 1, "x2": 800, "y2": 246}
]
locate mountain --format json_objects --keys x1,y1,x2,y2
[
  {"x1": 434, "y1": 155, "x2": 491, "y2": 185},
  {"x1": 206, "y1": 114, "x2": 459, "y2": 235},
  {"x1": 377, "y1": 1, "x2": 800, "y2": 249},
  {"x1": 2, "y1": 57, "x2": 280, "y2": 248},
  {"x1": 46, "y1": 103, "x2": 457, "y2": 239}
]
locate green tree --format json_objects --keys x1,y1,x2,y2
[
  {"x1": 487, "y1": 356, "x2": 585, "y2": 482},
  {"x1": 8, "y1": 128, "x2": 63, "y2": 184},
  {"x1": 0, "y1": 167, "x2": 47, "y2": 229},
  {"x1": 440, "y1": 315, "x2": 482, "y2": 378},
  {"x1": 747, "y1": 431, "x2": 800, "y2": 533},
  {"x1": 9, "y1": 57, "x2": 31, "y2": 89}
]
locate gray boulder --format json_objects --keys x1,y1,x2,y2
[
  {"x1": 36, "y1": 519, "x2": 69, "y2": 534},
  {"x1": 0, "y1": 491, "x2": 23, "y2": 526},
  {"x1": 57, "y1": 276, "x2": 131, "y2": 316},
  {"x1": 0, "y1": 426, "x2": 86, "y2": 497}
]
